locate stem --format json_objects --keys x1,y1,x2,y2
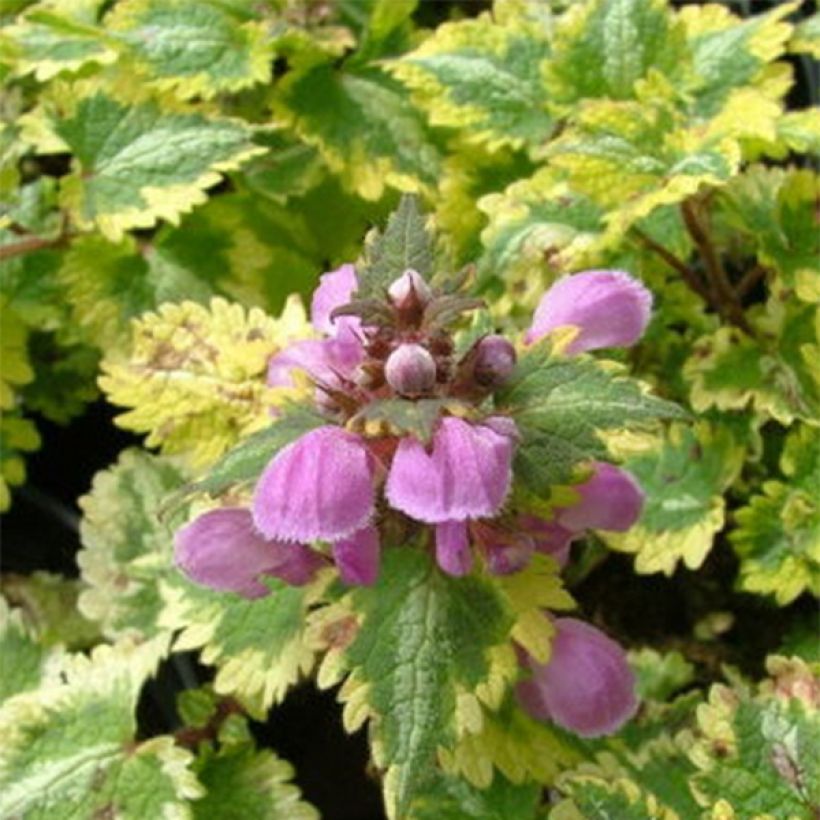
[
  {"x1": 680, "y1": 200, "x2": 755, "y2": 335},
  {"x1": 736, "y1": 264, "x2": 767, "y2": 300},
  {"x1": 0, "y1": 234, "x2": 62, "y2": 261},
  {"x1": 630, "y1": 227, "x2": 712, "y2": 302}
]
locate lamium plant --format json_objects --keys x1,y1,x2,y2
[{"x1": 1, "y1": 1, "x2": 818, "y2": 818}]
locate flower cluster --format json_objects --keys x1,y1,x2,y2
[{"x1": 175, "y1": 265, "x2": 652, "y2": 737}]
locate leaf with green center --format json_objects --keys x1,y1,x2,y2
[
  {"x1": 348, "y1": 398, "x2": 471, "y2": 444},
  {"x1": 790, "y1": 13, "x2": 820, "y2": 59},
  {"x1": 407, "y1": 769, "x2": 540, "y2": 820},
  {"x1": 0, "y1": 599, "x2": 57, "y2": 705},
  {"x1": 99, "y1": 297, "x2": 311, "y2": 471},
  {"x1": 192, "y1": 743, "x2": 318, "y2": 820},
  {"x1": 4, "y1": 0, "x2": 117, "y2": 81},
  {"x1": 357, "y1": 193, "x2": 435, "y2": 297},
  {"x1": 273, "y1": 64, "x2": 441, "y2": 200},
  {"x1": 732, "y1": 425, "x2": 820, "y2": 606},
  {"x1": 603, "y1": 422, "x2": 744, "y2": 575},
  {"x1": 718, "y1": 166, "x2": 820, "y2": 303},
  {"x1": 0, "y1": 638, "x2": 202, "y2": 820},
  {"x1": 689, "y1": 656, "x2": 820, "y2": 818},
  {"x1": 685, "y1": 302, "x2": 820, "y2": 427},
  {"x1": 498, "y1": 347, "x2": 686, "y2": 489},
  {"x1": 52, "y1": 92, "x2": 264, "y2": 240},
  {"x1": 630, "y1": 647, "x2": 695, "y2": 702},
  {"x1": 0, "y1": 572, "x2": 99, "y2": 650},
  {"x1": 314, "y1": 548, "x2": 517, "y2": 818},
  {"x1": 545, "y1": 0, "x2": 689, "y2": 104},
  {"x1": 677, "y1": 2, "x2": 797, "y2": 117},
  {"x1": 352, "y1": 0, "x2": 418, "y2": 64},
  {"x1": 76, "y1": 449, "x2": 185, "y2": 641},
  {"x1": 389, "y1": 10, "x2": 554, "y2": 151},
  {"x1": 108, "y1": 0, "x2": 270, "y2": 100},
  {"x1": 159, "y1": 574, "x2": 329, "y2": 718}
]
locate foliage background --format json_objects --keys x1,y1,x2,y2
[{"x1": 1, "y1": 0, "x2": 818, "y2": 818}]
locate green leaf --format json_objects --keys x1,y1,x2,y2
[
  {"x1": 498, "y1": 346, "x2": 685, "y2": 488},
  {"x1": 99, "y1": 297, "x2": 312, "y2": 471},
  {"x1": 718, "y1": 166, "x2": 820, "y2": 303},
  {"x1": 407, "y1": 770, "x2": 540, "y2": 820},
  {"x1": 108, "y1": 0, "x2": 271, "y2": 100},
  {"x1": 603, "y1": 422, "x2": 745, "y2": 575},
  {"x1": 4, "y1": 1, "x2": 117, "y2": 81},
  {"x1": 689, "y1": 656, "x2": 820, "y2": 818},
  {"x1": 193, "y1": 743, "x2": 318, "y2": 820},
  {"x1": 358, "y1": 193, "x2": 435, "y2": 297},
  {"x1": 731, "y1": 424, "x2": 820, "y2": 605},
  {"x1": 630, "y1": 647, "x2": 695, "y2": 702},
  {"x1": 77, "y1": 449, "x2": 185, "y2": 641},
  {"x1": 545, "y1": 0, "x2": 689, "y2": 104},
  {"x1": 390, "y1": 10, "x2": 554, "y2": 151},
  {"x1": 316, "y1": 548, "x2": 515, "y2": 817},
  {"x1": 348, "y1": 398, "x2": 471, "y2": 444},
  {"x1": 0, "y1": 598, "x2": 54, "y2": 705},
  {"x1": 790, "y1": 12, "x2": 820, "y2": 59},
  {"x1": 159, "y1": 575, "x2": 328, "y2": 717},
  {"x1": 0, "y1": 639, "x2": 202, "y2": 820},
  {"x1": 274, "y1": 64, "x2": 441, "y2": 200},
  {"x1": 53, "y1": 92, "x2": 264, "y2": 240}
]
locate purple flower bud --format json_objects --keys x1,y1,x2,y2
[
  {"x1": 520, "y1": 515, "x2": 574, "y2": 568},
  {"x1": 333, "y1": 526, "x2": 381, "y2": 586},
  {"x1": 473, "y1": 335, "x2": 517, "y2": 387},
  {"x1": 435, "y1": 520, "x2": 473, "y2": 576},
  {"x1": 516, "y1": 617, "x2": 638, "y2": 737},
  {"x1": 384, "y1": 343, "x2": 437, "y2": 396},
  {"x1": 526, "y1": 270, "x2": 652, "y2": 353},
  {"x1": 485, "y1": 533, "x2": 534, "y2": 575},
  {"x1": 174, "y1": 508, "x2": 324, "y2": 598},
  {"x1": 388, "y1": 269, "x2": 432, "y2": 310}
]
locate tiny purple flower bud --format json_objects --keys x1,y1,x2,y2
[
  {"x1": 516, "y1": 617, "x2": 638, "y2": 737},
  {"x1": 311, "y1": 264, "x2": 358, "y2": 336},
  {"x1": 473, "y1": 335, "x2": 517, "y2": 388},
  {"x1": 435, "y1": 520, "x2": 473, "y2": 576},
  {"x1": 557, "y1": 463, "x2": 644, "y2": 533},
  {"x1": 175, "y1": 508, "x2": 324, "y2": 598},
  {"x1": 384, "y1": 343, "x2": 437, "y2": 396},
  {"x1": 253, "y1": 426, "x2": 375, "y2": 543},
  {"x1": 484, "y1": 533, "x2": 534, "y2": 575},
  {"x1": 333, "y1": 526, "x2": 381, "y2": 586},
  {"x1": 386, "y1": 416, "x2": 517, "y2": 524},
  {"x1": 526, "y1": 270, "x2": 652, "y2": 353},
  {"x1": 520, "y1": 515, "x2": 574, "y2": 568},
  {"x1": 388, "y1": 269, "x2": 432, "y2": 310}
]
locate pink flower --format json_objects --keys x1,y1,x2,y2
[
  {"x1": 175, "y1": 508, "x2": 324, "y2": 598},
  {"x1": 526, "y1": 270, "x2": 652, "y2": 353},
  {"x1": 333, "y1": 526, "x2": 381, "y2": 586},
  {"x1": 520, "y1": 516, "x2": 574, "y2": 568},
  {"x1": 517, "y1": 617, "x2": 638, "y2": 737},
  {"x1": 311, "y1": 263, "x2": 359, "y2": 336},
  {"x1": 253, "y1": 426, "x2": 375, "y2": 543},
  {"x1": 267, "y1": 337, "x2": 362, "y2": 390},
  {"x1": 435, "y1": 521, "x2": 473, "y2": 576},
  {"x1": 386, "y1": 416, "x2": 517, "y2": 524}
]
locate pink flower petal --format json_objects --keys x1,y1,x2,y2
[
  {"x1": 517, "y1": 617, "x2": 638, "y2": 737},
  {"x1": 174, "y1": 508, "x2": 323, "y2": 598},
  {"x1": 333, "y1": 526, "x2": 380, "y2": 586},
  {"x1": 519, "y1": 515, "x2": 575, "y2": 568},
  {"x1": 435, "y1": 520, "x2": 473, "y2": 576},
  {"x1": 267, "y1": 337, "x2": 363, "y2": 389},
  {"x1": 557, "y1": 463, "x2": 644, "y2": 533},
  {"x1": 253, "y1": 427, "x2": 375, "y2": 543},
  {"x1": 311, "y1": 264, "x2": 359, "y2": 336},
  {"x1": 526, "y1": 270, "x2": 652, "y2": 353},
  {"x1": 386, "y1": 417, "x2": 517, "y2": 524}
]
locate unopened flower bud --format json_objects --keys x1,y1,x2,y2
[
  {"x1": 385, "y1": 343, "x2": 436, "y2": 396},
  {"x1": 388, "y1": 269, "x2": 433, "y2": 311},
  {"x1": 473, "y1": 335, "x2": 517, "y2": 387}
]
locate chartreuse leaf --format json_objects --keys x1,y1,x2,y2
[
  {"x1": 389, "y1": 9, "x2": 553, "y2": 151},
  {"x1": 689, "y1": 656, "x2": 820, "y2": 818},
  {"x1": 407, "y1": 769, "x2": 540, "y2": 820},
  {"x1": 107, "y1": 0, "x2": 270, "y2": 100},
  {"x1": 0, "y1": 571, "x2": 99, "y2": 650},
  {"x1": 718, "y1": 166, "x2": 820, "y2": 303},
  {"x1": 0, "y1": 297, "x2": 33, "y2": 412},
  {"x1": 76, "y1": 449, "x2": 185, "y2": 641},
  {"x1": 99, "y1": 297, "x2": 310, "y2": 470},
  {"x1": 159, "y1": 573, "x2": 330, "y2": 718},
  {"x1": 685, "y1": 301, "x2": 820, "y2": 426},
  {"x1": 52, "y1": 92, "x2": 264, "y2": 240},
  {"x1": 192, "y1": 743, "x2": 318, "y2": 820},
  {"x1": 312, "y1": 548, "x2": 521, "y2": 818},
  {"x1": 545, "y1": 0, "x2": 689, "y2": 104},
  {"x1": 273, "y1": 63, "x2": 440, "y2": 200},
  {"x1": 3, "y1": 0, "x2": 117, "y2": 81},
  {"x1": 0, "y1": 638, "x2": 203, "y2": 820},
  {"x1": 604, "y1": 422, "x2": 744, "y2": 575},
  {"x1": 790, "y1": 13, "x2": 820, "y2": 59},
  {"x1": 732, "y1": 424, "x2": 820, "y2": 606},
  {"x1": 498, "y1": 344, "x2": 686, "y2": 489}
]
